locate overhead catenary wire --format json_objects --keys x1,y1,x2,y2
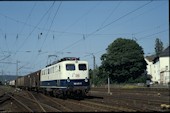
[
  {"x1": 58, "y1": 1, "x2": 153, "y2": 52},
  {"x1": 1, "y1": 2, "x2": 56, "y2": 75},
  {"x1": 100, "y1": 1, "x2": 121, "y2": 28},
  {"x1": 3, "y1": 3, "x2": 37, "y2": 74},
  {"x1": 12, "y1": 2, "x2": 37, "y2": 47},
  {"x1": 29, "y1": 2, "x2": 55, "y2": 68},
  {"x1": 0, "y1": 10, "x2": 99, "y2": 36},
  {"x1": 104, "y1": 1, "x2": 165, "y2": 33},
  {"x1": 29, "y1": 2, "x2": 62, "y2": 70},
  {"x1": 13, "y1": 1, "x2": 56, "y2": 57},
  {"x1": 39, "y1": 1, "x2": 62, "y2": 51},
  {"x1": 137, "y1": 29, "x2": 169, "y2": 41},
  {"x1": 87, "y1": 1, "x2": 153, "y2": 37},
  {"x1": 1, "y1": 1, "x2": 168, "y2": 75},
  {"x1": 56, "y1": 1, "x2": 102, "y2": 39}
]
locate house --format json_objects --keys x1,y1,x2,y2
[
  {"x1": 145, "y1": 46, "x2": 170, "y2": 84},
  {"x1": 159, "y1": 46, "x2": 170, "y2": 84},
  {"x1": 145, "y1": 55, "x2": 160, "y2": 83}
]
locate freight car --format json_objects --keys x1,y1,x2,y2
[
  {"x1": 9, "y1": 79, "x2": 15, "y2": 87},
  {"x1": 28, "y1": 70, "x2": 41, "y2": 91},
  {"x1": 16, "y1": 76, "x2": 30, "y2": 89},
  {"x1": 10, "y1": 57, "x2": 90, "y2": 98}
]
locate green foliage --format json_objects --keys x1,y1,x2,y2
[
  {"x1": 91, "y1": 67, "x2": 107, "y2": 86},
  {"x1": 126, "y1": 75, "x2": 147, "y2": 83},
  {"x1": 155, "y1": 38, "x2": 164, "y2": 56},
  {"x1": 99, "y1": 38, "x2": 147, "y2": 83}
]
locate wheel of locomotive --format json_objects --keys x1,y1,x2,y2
[
  {"x1": 61, "y1": 90, "x2": 67, "y2": 99},
  {"x1": 74, "y1": 90, "x2": 81, "y2": 100},
  {"x1": 56, "y1": 89, "x2": 63, "y2": 98},
  {"x1": 81, "y1": 90, "x2": 86, "y2": 98},
  {"x1": 36, "y1": 88, "x2": 39, "y2": 93},
  {"x1": 46, "y1": 91, "x2": 53, "y2": 96},
  {"x1": 52, "y1": 89, "x2": 59, "y2": 97},
  {"x1": 42, "y1": 89, "x2": 47, "y2": 95}
]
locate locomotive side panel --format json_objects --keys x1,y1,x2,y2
[{"x1": 40, "y1": 63, "x2": 62, "y2": 88}]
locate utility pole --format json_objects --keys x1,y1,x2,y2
[
  {"x1": 92, "y1": 54, "x2": 96, "y2": 71},
  {"x1": 108, "y1": 76, "x2": 110, "y2": 94},
  {"x1": 91, "y1": 53, "x2": 95, "y2": 87},
  {"x1": 85, "y1": 52, "x2": 96, "y2": 87},
  {"x1": 16, "y1": 60, "x2": 19, "y2": 88},
  {"x1": 1, "y1": 69, "x2": 4, "y2": 84}
]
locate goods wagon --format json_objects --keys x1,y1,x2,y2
[
  {"x1": 16, "y1": 76, "x2": 30, "y2": 89},
  {"x1": 29, "y1": 70, "x2": 41, "y2": 91},
  {"x1": 9, "y1": 80, "x2": 15, "y2": 87}
]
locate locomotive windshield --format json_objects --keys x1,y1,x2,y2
[
  {"x1": 66, "y1": 64, "x2": 75, "y2": 70},
  {"x1": 79, "y1": 64, "x2": 87, "y2": 70}
]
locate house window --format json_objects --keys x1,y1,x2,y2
[{"x1": 165, "y1": 66, "x2": 168, "y2": 70}]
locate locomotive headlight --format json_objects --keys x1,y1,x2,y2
[
  {"x1": 85, "y1": 77, "x2": 88, "y2": 82},
  {"x1": 67, "y1": 77, "x2": 70, "y2": 82}
]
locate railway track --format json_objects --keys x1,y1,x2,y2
[
  {"x1": 26, "y1": 91, "x2": 46, "y2": 112},
  {"x1": 91, "y1": 87, "x2": 169, "y2": 96},
  {"x1": 41, "y1": 93, "x2": 137, "y2": 112},
  {"x1": 1, "y1": 86, "x2": 169, "y2": 112},
  {"x1": 36, "y1": 93, "x2": 98, "y2": 112},
  {"x1": 89, "y1": 90, "x2": 169, "y2": 112},
  {"x1": 14, "y1": 91, "x2": 61, "y2": 112},
  {"x1": 91, "y1": 90, "x2": 169, "y2": 104},
  {"x1": 33, "y1": 92, "x2": 73, "y2": 112}
]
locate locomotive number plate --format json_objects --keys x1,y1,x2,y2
[{"x1": 74, "y1": 82, "x2": 82, "y2": 85}]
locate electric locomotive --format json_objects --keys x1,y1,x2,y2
[{"x1": 40, "y1": 57, "x2": 90, "y2": 97}]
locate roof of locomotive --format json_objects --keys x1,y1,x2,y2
[{"x1": 45, "y1": 57, "x2": 80, "y2": 67}]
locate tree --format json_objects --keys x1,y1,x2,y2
[
  {"x1": 155, "y1": 38, "x2": 164, "y2": 56},
  {"x1": 100, "y1": 38, "x2": 147, "y2": 83}
]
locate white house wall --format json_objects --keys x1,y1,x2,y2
[
  {"x1": 159, "y1": 57, "x2": 170, "y2": 84},
  {"x1": 145, "y1": 58, "x2": 152, "y2": 75},
  {"x1": 152, "y1": 61, "x2": 160, "y2": 83},
  {"x1": 159, "y1": 57, "x2": 170, "y2": 72},
  {"x1": 145, "y1": 58, "x2": 160, "y2": 83}
]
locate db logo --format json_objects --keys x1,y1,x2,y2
[{"x1": 75, "y1": 74, "x2": 80, "y2": 77}]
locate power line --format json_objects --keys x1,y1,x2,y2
[
  {"x1": 56, "y1": 1, "x2": 101, "y2": 39},
  {"x1": 137, "y1": 29, "x2": 169, "y2": 41},
  {"x1": 14, "y1": 1, "x2": 56, "y2": 56},
  {"x1": 40, "y1": 1, "x2": 62, "y2": 51},
  {"x1": 0, "y1": 10, "x2": 93, "y2": 36},
  {"x1": 87, "y1": 1, "x2": 153, "y2": 37},
  {"x1": 28, "y1": 2, "x2": 62, "y2": 71},
  {"x1": 12, "y1": 2, "x2": 37, "y2": 47},
  {"x1": 58, "y1": 1, "x2": 153, "y2": 52},
  {"x1": 0, "y1": 55, "x2": 11, "y2": 62},
  {"x1": 100, "y1": 1, "x2": 121, "y2": 28},
  {"x1": 104, "y1": 1, "x2": 165, "y2": 32},
  {"x1": 133, "y1": 23, "x2": 167, "y2": 35},
  {"x1": 2, "y1": 2, "x2": 55, "y2": 75}
]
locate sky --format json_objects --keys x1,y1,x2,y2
[{"x1": 0, "y1": 0, "x2": 169, "y2": 76}]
